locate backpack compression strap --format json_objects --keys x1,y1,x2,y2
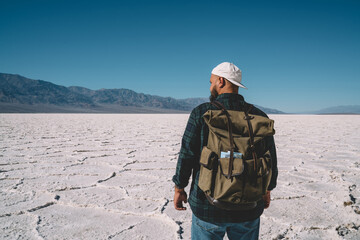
[
  {"x1": 243, "y1": 104, "x2": 259, "y2": 173},
  {"x1": 210, "y1": 101, "x2": 235, "y2": 179}
]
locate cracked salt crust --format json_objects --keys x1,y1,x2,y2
[{"x1": 1, "y1": 114, "x2": 360, "y2": 240}]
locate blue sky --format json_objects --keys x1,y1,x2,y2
[{"x1": 0, "y1": 0, "x2": 359, "y2": 113}]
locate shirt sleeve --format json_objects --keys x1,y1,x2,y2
[{"x1": 172, "y1": 108, "x2": 201, "y2": 189}]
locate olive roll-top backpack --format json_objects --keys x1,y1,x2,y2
[{"x1": 198, "y1": 101, "x2": 275, "y2": 210}]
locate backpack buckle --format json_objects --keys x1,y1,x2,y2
[{"x1": 244, "y1": 115, "x2": 254, "y2": 120}]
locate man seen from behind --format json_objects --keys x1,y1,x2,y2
[{"x1": 172, "y1": 62, "x2": 278, "y2": 240}]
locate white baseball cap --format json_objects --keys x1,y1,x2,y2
[{"x1": 211, "y1": 62, "x2": 247, "y2": 89}]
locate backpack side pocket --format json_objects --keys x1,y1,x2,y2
[
  {"x1": 259, "y1": 150, "x2": 272, "y2": 195},
  {"x1": 198, "y1": 146, "x2": 218, "y2": 195},
  {"x1": 242, "y1": 150, "x2": 272, "y2": 202}
]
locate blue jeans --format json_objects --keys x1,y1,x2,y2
[{"x1": 191, "y1": 214, "x2": 260, "y2": 240}]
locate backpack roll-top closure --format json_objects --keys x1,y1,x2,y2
[{"x1": 203, "y1": 110, "x2": 275, "y2": 150}]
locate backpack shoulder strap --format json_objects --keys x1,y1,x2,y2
[{"x1": 245, "y1": 103, "x2": 254, "y2": 115}]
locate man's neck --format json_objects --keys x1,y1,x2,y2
[{"x1": 218, "y1": 89, "x2": 238, "y2": 95}]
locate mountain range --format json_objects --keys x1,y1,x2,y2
[
  {"x1": 1, "y1": 73, "x2": 358, "y2": 114},
  {"x1": 0, "y1": 73, "x2": 286, "y2": 114},
  {"x1": 311, "y1": 105, "x2": 360, "y2": 114}
]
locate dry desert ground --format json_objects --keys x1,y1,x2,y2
[{"x1": 1, "y1": 114, "x2": 360, "y2": 240}]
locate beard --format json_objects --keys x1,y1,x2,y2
[{"x1": 209, "y1": 89, "x2": 218, "y2": 102}]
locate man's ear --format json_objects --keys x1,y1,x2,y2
[{"x1": 218, "y1": 77, "x2": 225, "y2": 88}]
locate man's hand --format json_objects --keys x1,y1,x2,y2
[
  {"x1": 263, "y1": 191, "x2": 271, "y2": 209},
  {"x1": 174, "y1": 186, "x2": 188, "y2": 210}
]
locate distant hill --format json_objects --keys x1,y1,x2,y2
[
  {"x1": 69, "y1": 86, "x2": 190, "y2": 110},
  {"x1": 178, "y1": 97, "x2": 208, "y2": 107},
  {"x1": 0, "y1": 73, "x2": 94, "y2": 107},
  {"x1": 254, "y1": 105, "x2": 285, "y2": 114},
  {"x1": 313, "y1": 105, "x2": 360, "y2": 114},
  {"x1": 0, "y1": 73, "x2": 285, "y2": 113}
]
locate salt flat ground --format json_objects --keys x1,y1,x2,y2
[{"x1": 1, "y1": 114, "x2": 360, "y2": 240}]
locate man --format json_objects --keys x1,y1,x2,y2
[{"x1": 172, "y1": 62, "x2": 277, "y2": 239}]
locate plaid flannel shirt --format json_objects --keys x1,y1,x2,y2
[{"x1": 172, "y1": 93, "x2": 278, "y2": 223}]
